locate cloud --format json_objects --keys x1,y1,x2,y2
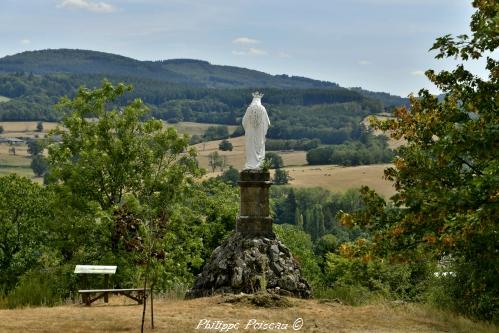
[
  {"x1": 358, "y1": 60, "x2": 371, "y2": 65},
  {"x1": 232, "y1": 37, "x2": 260, "y2": 45},
  {"x1": 232, "y1": 48, "x2": 268, "y2": 57},
  {"x1": 411, "y1": 70, "x2": 426, "y2": 76},
  {"x1": 57, "y1": 0, "x2": 117, "y2": 13},
  {"x1": 248, "y1": 48, "x2": 267, "y2": 56},
  {"x1": 20, "y1": 39, "x2": 31, "y2": 45}
]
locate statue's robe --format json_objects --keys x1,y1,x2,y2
[{"x1": 242, "y1": 96, "x2": 270, "y2": 170}]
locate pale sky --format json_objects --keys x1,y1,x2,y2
[{"x1": 0, "y1": 0, "x2": 486, "y2": 96}]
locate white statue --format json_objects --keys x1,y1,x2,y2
[{"x1": 242, "y1": 92, "x2": 270, "y2": 170}]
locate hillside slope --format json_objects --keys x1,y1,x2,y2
[{"x1": 0, "y1": 49, "x2": 337, "y2": 89}]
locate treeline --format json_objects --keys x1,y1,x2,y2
[
  {"x1": 0, "y1": 72, "x2": 387, "y2": 146},
  {"x1": 306, "y1": 136, "x2": 394, "y2": 166}
]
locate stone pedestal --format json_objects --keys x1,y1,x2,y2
[
  {"x1": 236, "y1": 170, "x2": 273, "y2": 237},
  {"x1": 186, "y1": 170, "x2": 311, "y2": 299}
]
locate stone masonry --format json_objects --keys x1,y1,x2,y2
[{"x1": 186, "y1": 170, "x2": 311, "y2": 299}]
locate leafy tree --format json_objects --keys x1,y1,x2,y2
[
  {"x1": 342, "y1": 2, "x2": 498, "y2": 322},
  {"x1": 36, "y1": 121, "x2": 43, "y2": 132},
  {"x1": 48, "y1": 81, "x2": 200, "y2": 211},
  {"x1": 27, "y1": 139, "x2": 43, "y2": 156},
  {"x1": 265, "y1": 152, "x2": 284, "y2": 169},
  {"x1": 218, "y1": 166, "x2": 240, "y2": 186},
  {"x1": 218, "y1": 139, "x2": 233, "y2": 151},
  {"x1": 207, "y1": 151, "x2": 224, "y2": 172},
  {"x1": 273, "y1": 168, "x2": 290, "y2": 185},
  {"x1": 0, "y1": 175, "x2": 53, "y2": 292},
  {"x1": 30, "y1": 155, "x2": 48, "y2": 177},
  {"x1": 203, "y1": 126, "x2": 229, "y2": 141},
  {"x1": 190, "y1": 134, "x2": 203, "y2": 145}
]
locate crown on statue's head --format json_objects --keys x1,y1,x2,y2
[{"x1": 252, "y1": 91, "x2": 264, "y2": 99}]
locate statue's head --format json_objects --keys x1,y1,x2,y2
[{"x1": 252, "y1": 91, "x2": 264, "y2": 99}]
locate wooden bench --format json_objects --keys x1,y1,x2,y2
[{"x1": 74, "y1": 265, "x2": 148, "y2": 306}]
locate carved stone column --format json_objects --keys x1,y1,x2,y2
[{"x1": 236, "y1": 170, "x2": 273, "y2": 237}]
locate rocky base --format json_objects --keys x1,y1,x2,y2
[{"x1": 186, "y1": 232, "x2": 311, "y2": 299}]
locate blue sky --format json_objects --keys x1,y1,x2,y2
[{"x1": 0, "y1": 0, "x2": 483, "y2": 96}]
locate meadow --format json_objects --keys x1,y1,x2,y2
[{"x1": 0, "y1": 121, "x2": 395, "y2": 197}]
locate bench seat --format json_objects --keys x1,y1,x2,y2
[{"x1": 78, "y1": 288, "x2": 150, "y2": 306}]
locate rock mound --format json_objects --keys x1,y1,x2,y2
[{"x1": 186, "y1": 232, "x2": 311, "y2": 299}]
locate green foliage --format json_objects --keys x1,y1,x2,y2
[
  {"x1": 48, "y1": 80, "x2": 200, "y2": 210},
  {"x1": 218, "y1": 166, "x2": 240, "y2": 186},
  {"x1": 264, "y1": 152, "x2": 284, "y2": 169},
  {"x1": 207, "y1": 151, "x2": 225, "y2": 172},
  {"x1": 342, "y1": 2, "x2": 499, "y2": 322},
  {"x1": 203, "y1": 126, "x2": 229, "y2": 141},
  {"x1": 26, "y1": 139, "x2": 44, "y2": 156},
  {"x1": 323, "y1": 253, "x2": 432, "y2": 303},
  {"x1": 218, "y1": 139, "x2": 233, "y2": 151},
  {"x1": 266, "y1": 138, "x2": 320, "y2": 151},
  {"x1": 271, "y1": 187, "x2": 364, "y2": 243},
  {"x1": 0, "y1": 175, "x2": 54, "y2": 292},
  {"x1": 30, "y1": 155, "x2": 48, "y2": 177},
  {"x1": 273, "y1": 168, "x2": 290, "y2": 185},
  {"x1": 306, "y1": 135, "x2": 393, "y2": 166},
  {"x1": 273, "y1": 224, "x2": 322, "y2": 285},
  {"x1": 36, "y1": 121, "x2": 43, "y2": 132}
]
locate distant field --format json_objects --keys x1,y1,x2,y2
[
  {"x1": 194, "y1": 136, "x2": 307, "y2": 170},
  {"x1": 0, "y1": 121, "x2": 59, "y2": 139},
  {"x1": 205, "y1": 163, "x2": 395, "y2": 198},
  {"x1": 167, "y1": 121, "x2": 238, "y2": 137},
  {"x1": 0, "y1": 96, "x2": 10, "y2": 103}
]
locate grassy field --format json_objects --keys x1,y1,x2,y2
[
  {"x1": 194, "y1": 136, "x2": 307, "y2": 171},
  {"x1": 171, "y1": 121, "x2": 238, "y2": 137},
  {"x1": 0, "y1": 295, "x2": 495, "y2": 333},
  {"x1": 0, "y1": 96, "x2": 10, "y2": 103},
  {"x1": 204, "y1": 163, "x2": 395, "y2": 198},
  {"x1": 0, "y1": 121, "x2": 395, "y2": 197}
]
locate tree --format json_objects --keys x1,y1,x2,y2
[
  {"x1": 207, "y1": 151, "x2": 224, "y2": 172},
  {"x1": 218, "y1": 139, "x2": 233, "y2": 151},
  {"x1": 0, "y1": 125, "x2": 3, "y2": 134},
  {"x1": 342, "y1": 2, "x2": 498, "y2": 322},
  {"x1": 27, "y1": 139, "x2": 43, "y2": 156},
  {"x1": 47, "y1": 81, "x2": 202, "y2": 330},
  {"x1": 0, "y1": 175, "x2": 53, "y2": 292},
  {"x1": 265, "y1": 152, "x2": 284, "y2": 169},
  {"x1": 36, "y1": 121, "x2": 43, "y2": 132},
  {"x1": 30, "y1": 155, "x2": 48, "y2": 177},
  {"x1": 219, "y1": 166, "x2": 239, "y2": 186},
  {"x1": 273, "y1": 168, "x2": 290, "y2": 185}
]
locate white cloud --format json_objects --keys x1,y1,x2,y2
[
  {"x1": 232, "y1": 37, "x2": 260, "y2": 45},
  {"x1": 57, "y1": 0, "x2": 117, "y2": 13},
  {"x1": 232, "y1": 48, "x2": 268, "y2": 57},
  {"x1": 411, "y1": 70, "x2": 426, "y2": 76},
  {"x1": 248, "y1": 48, "x2": 267, "y2": 56},
  {"x1": 358, "y1": 60, "x2": 371, "y2": 65},
  {"x1": 20, "y1": 39, "x2": 31, "y2": 45}
]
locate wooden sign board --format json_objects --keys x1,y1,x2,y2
[{"x1": 74, "y1": 265, "x2": 117, "y2": 274}]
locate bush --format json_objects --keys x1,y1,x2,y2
[
  {"x1": 219, "y1": 139, "x2": 233, "y2": 151},
  {"x1": 324, "y1": 253, "x2": 431, "y2": 301}
]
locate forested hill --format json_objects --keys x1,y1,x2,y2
[
  {"x1": 0, "y1": 49, "x2": 409, "y2": 146},
  {"x1": 0, "y1": 49, "x2": 337, "y2": 89}
]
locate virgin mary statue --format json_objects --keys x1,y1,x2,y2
[{"x1": 242, "y1": 92, "x2": 270, "y2": 170}]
